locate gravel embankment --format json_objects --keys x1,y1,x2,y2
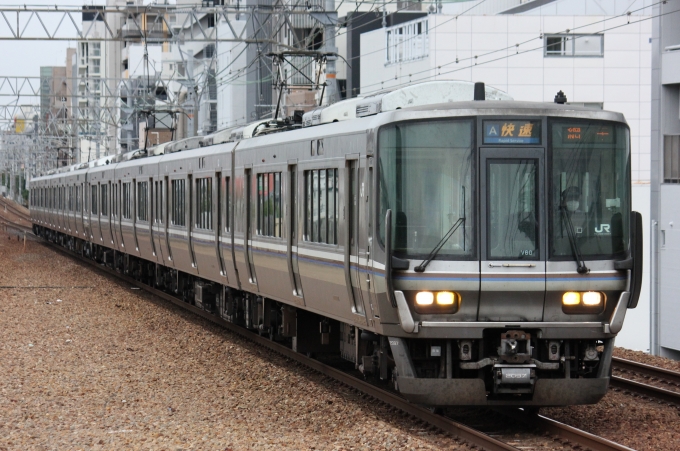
[{"x1": 0, "y1": 232, "x2": 464, "y2": 450}]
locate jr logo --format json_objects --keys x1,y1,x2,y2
[{"x1": 595, "y1": 224, "x2": 611, "y2": 234}]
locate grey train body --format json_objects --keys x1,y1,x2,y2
[{"x1": 30, "y1": 100, "x2": 642, "y2": 407}]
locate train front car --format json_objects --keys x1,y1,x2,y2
[{"x1": 376, "y1": 102, "x2": 642, "y2": 407}]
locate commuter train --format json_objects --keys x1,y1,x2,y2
[{"x1": 30, "y1": 81, "x2": 642, "y2": 407}]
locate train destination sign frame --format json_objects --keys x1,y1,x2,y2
[
  {"x1": 560, "y1": 124, "x2": 615, "y2": 144},
  {"x1": 483, "y1": 120, "x2": 541, "y2": 144}
]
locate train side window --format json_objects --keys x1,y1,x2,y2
[
  {"x1": 101, "y1": 184, "x2": 108, "y2": 216},
  {"x1": 155, "y1": 181, "x2": 163, "y2": 224},
  {"x1": 171, "y1": 179, "x2": 186, "y2": 226},
  {"x1": 91, "y1": 185, "x2": 98, "y2": 215},
  {"x1": 122, "y1": 182, "x2": 132, "y2": 220},
  {"x1": 112, "y1": 184, "x2": 118, "y2": 218},
  {"x1": 224, "y1": 177, "x2": 230, "y2": 232},
  {"x1": 303, "y1": 168, "x2": 338, "y2": 245},
  {"x1": 195, "y1": 177, "x2": 213, "y2": 230},
  {"x1": 137, "y1": 181, "x2": 149, "y2": 222},
  {"x1": 256, "y1": 172, "x2": 282, "y2": 238}
]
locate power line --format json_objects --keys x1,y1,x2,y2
[{"x1": 360, "y1": 0, "x2": 667, "y2": 95}]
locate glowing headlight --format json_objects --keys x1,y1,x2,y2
[
  {"x1": 582, "y1": 291, "x2": 602, "y2": 306},
  {"x1": 561, "y1": 291, "x2": 606, "y2": 314},
  {"x1": 415, "y1": 291, "x2": 434, "y2": 305},
  {"x1": 436, "y1": 291, "x2": 455, "y2": 305},
  {"x1": 562, "y1": 292, "x2": 580, "y2": 306}
]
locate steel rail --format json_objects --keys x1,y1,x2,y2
[
  {"x1": 610, "y1": 377, "x2": 680, "y2": 405},
  {"x1": 610, "y1": 357, "x2": 680, "y2": 405},
  {"x1": 613, "y1": 357, "x2": 680, "y2": 385},
  {"x1": 41, "y1": 240, "x2": 519, "y2": 451},
  {"x1": 525, "y1": 412, "x2": 637, "y2": 451}
]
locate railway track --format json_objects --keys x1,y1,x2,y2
[
  {"x1": 35, "y1": 236, "x2": 639, "y2": 451},
  {"x1": 0, "y1": 198, "x2": 33, "y2": 235},
  {"x1": 0, "y1": 197, "x2": 30, "y2": 220},
  {"x1": 611, "y1": 357, "x2": 680, "y2": 406}
]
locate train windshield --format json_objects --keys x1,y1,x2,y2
[
  {"x1": 378, "y1": 119, "x2": 474, "y2": 259},
  {"x1": 550, "y1": 121, "x2": 630, "y2": 259}
]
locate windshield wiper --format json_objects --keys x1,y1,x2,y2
[
  {"x1": 560, "y1": 206, "x2": 589, "y2": 274},
  {"x1": 414, "y1": 217, "x2": 465, "y2": 272}
]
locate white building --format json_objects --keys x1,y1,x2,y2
[
  {"x1": 77, "y1": 7, "x2": 109, "y2": 163},
  {"x1": 359, "y1": 4, "x2": 652, "y2": 351}
]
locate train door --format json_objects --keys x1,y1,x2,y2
[
  {"x1": 79, "y1": 183, "x2": 86, "y2": 239},
  {"x1": 188, "y1": 174, "x2": 197, "y2": 269},
  {"x1": 96, "y1": 182, "x2": 103, "y2": 243},
  {"x1": 107, "y1": 181, "x2": 115, "y2": 246},
  {"x1": 116, "y1": 181, "x2": 124, "y2": 249},
  {"x1": 478, "y1": 148, "x2": 546, "y2": 321},
  {"x1": 244, "y1": 168, "x2": 258, "y2": 286},
  {"x1": 132, "y1": 179, "x2": 140, "y2": 254},
  {"x1": 215, "y1": 172, "x2": 227, "y2": 281},
  {"x1": 164, "y1": 176, "x2": 173, "y2": 265},
  {"x1": 152, "y1": 178, "x2": 165, "y2": 262},
  {"x1": 358, "y1": 157, "x2": 377, "y2": 321},
  {"x1": 149, "y1": 177, "x2": 157, "y2": 259},
  {"x1": 84, "y1": 180, "x2": 92, "y2": 241},
  {"x1": 344, "y1": 157, "x2": 367, "y2": 319},
  {"x1": 287, "y1": 164, "x2": 304, "y2": 303}
]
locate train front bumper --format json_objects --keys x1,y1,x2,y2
[{"x1": 396, "y1": 376, "x2": 609, "y2": 407}]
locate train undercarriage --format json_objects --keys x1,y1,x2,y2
[{"x1": 34, "y1": 224, "x2": 614, "y2": 407}]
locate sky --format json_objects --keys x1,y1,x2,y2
[
  {"x1": 0, "y1": 0, "x2": 183, "y2": 106},
  {"x1": 1, "y1": 1, "x2": 108, "y2": 81}
]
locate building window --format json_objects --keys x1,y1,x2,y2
[
  {"x1": 545, "y1": 34, "x2": 603, "y2": 57},
  {"x1": 137, "y1": 181, "x2": 148, "y2": 221},
  {"x1": 664, "y1": 135, "x2": 680, "y2": 183},
  {"x1": 122, "y1": 182, "x2": 132, "y2": 219},
  {"x1": 171, "y1": 179, "x2": 186, "y2": 226},
  {"x1": 304, "y1": 168, "x2": 338, "y2": 245},
  {"x1": 100, "y1": 184, "x2": 108, "y2": 216},
  {"x1": 91, "y1": 184, "x2": 98, "y2": 214},
  {"x1": 386, "y1": 17, "x2": 429, "y2": 65},
  {"x1": 257, "y1": 172, "x2": 281, "y2": 238},
  {"x1": 195, "y1": 177, "x2": 213, "y2": 230}
]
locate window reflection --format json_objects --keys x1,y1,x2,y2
[{"x1": 487, "y1": 160, "x2": 538, "y2": 260}]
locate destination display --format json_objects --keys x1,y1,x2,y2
[
  {"x1": 561, "y1": 124, "x2": 615, "y2": 144},
  {"x1": 483, "y1": 120, "x2": 541, "y2": 144}
]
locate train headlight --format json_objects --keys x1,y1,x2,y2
[
  {"x1": 411, "y1": 291, "x2": 460, "y2": 314},
  {"x1": 415, "y1": 291, "x2": 434, "y2": 305},
  {"x1": 582, "y1": 291, "x2": 602, "y2": 306},
  {"x1": 562, "y1": 291, "x2": 605, "y2": 314},
  {"x1": 562, "y1": 292, "x2": 580, "y2": 305},
  {"x1": 436, "y1": 291, "x2": 455, "y2": 305}
]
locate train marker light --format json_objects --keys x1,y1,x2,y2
[
  {"x1": 436, "y1": 291, "x2": 455, "y2": 305},
  {"x1": 582, "y1": 291, "x2": 602, "y2": 306},
  {"x1": 415, "y1": 291, "x2": 434, "y2": 305},
  {"x1": 562, "y1": 292, "x2": 580, "y2": 306}
]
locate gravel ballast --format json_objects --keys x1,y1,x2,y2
[{"x1": 0, "y1": 232, "x2": 464, "y2": 450}]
